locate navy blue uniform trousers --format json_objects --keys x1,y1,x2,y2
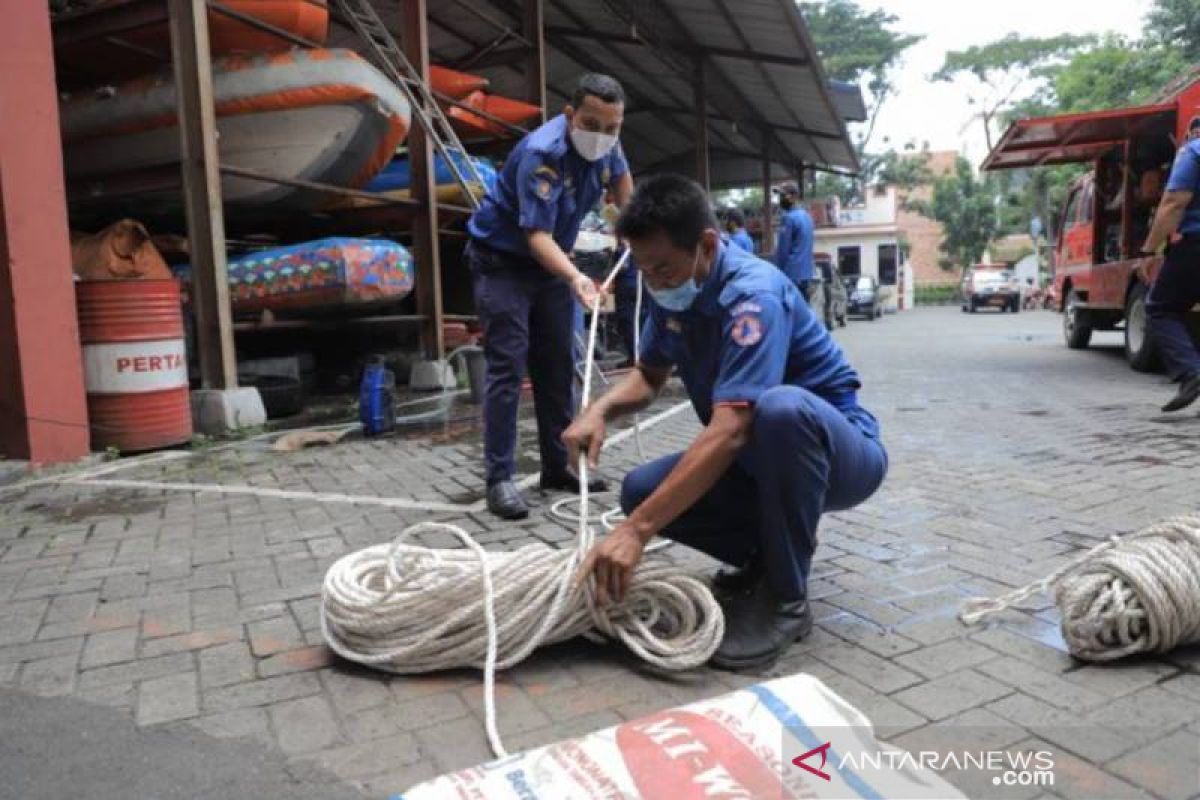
[
  {"x1": 1148, "y1": 236, "x2": 1200, "y2": 381},
  {"x1": 620, "y1": 386, "x2": 887, "y2": 602},
  {"x1": 469, "y1": 241, "x2": 574, "y2": 484}
]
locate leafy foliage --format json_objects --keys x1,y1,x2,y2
[
  {"x1": 906, "y1": 157, "x2": 999, "y2": 271},
  {"x1": 1144, "y1": 0, "x2": 1200, "y2": 63},
  {"x1": 932, "y1": 33, "x2": 1095, "y2": 149}
]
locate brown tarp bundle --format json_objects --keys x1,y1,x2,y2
[{"x1": 70, "y1": 219, "x2": 173, "y2": 281}]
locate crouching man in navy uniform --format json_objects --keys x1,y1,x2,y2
[
  {"x1": 565, "y1": 175, "x2": 887, "y2": 670},
  {"x1": 466, "y1": 74, "x2": 634, "y2": 519}
]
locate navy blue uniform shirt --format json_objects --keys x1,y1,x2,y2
[
  {"x1": 638, "y1": 242, "x2": 878, "y2": 438},
  {"x1": 467, "y1": 115, "x2": 629, "y2": 260},
  {"x1": 1165, "y1": 138, "x2": 1200, "y2": 235},
  {"x1": 729, "y1": 227, "x2": 755, "y2": 253},
  {"x1": 774, "y1": 207, "x2": 815, "y2": 284}
]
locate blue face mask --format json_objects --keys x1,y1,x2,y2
[{"x1": 647, "y1": 247, "x2": 703, "y2": 312}]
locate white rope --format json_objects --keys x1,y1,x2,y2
[
  {"x1": 960, "y1": 515, "x2": 1200, "y2": 662},
  {"x1": 321, "y1": 249, "x2": 724, "y2": 757}
]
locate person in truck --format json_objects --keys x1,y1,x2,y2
[{"x1": 1141, "y1": 121, "x2": 1200, "y2": 412}]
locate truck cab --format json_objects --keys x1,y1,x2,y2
[{"x1": 983, "y1": 78, "x2": 1200, "y2": 371}]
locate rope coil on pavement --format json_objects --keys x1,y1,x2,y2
[
  {"x1": 959, "y1": 515, "x2": 1200, "y2": 662},
  {"x1": 321, "y1": 249, "x2": 724, "y2": 757}
]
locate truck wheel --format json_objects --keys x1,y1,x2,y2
[
  {"x1": 1124, "y1": 282, "x2": 1162, "y2": 373},
  {"x1": 1063, "y1": 289, "x2": 1093, "y2": 349}
]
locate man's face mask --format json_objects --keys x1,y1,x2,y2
[
  {"x1": 570, "y1": 126, "x2": 618, "y2": 162},
  {"x1": 646, "y1": 246, "x2": 703, "y2": 312}
]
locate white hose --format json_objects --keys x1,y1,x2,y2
[{"x1": 320, "y1": 248, "x2": 723, "y2": 758}]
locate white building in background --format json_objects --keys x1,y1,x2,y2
[{"x1": 812, "y1": 184, "x2": 913, "y2": 311}]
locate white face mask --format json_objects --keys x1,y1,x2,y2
[{"x1": 570, "y1": 126, "x2": 618, "y2": 162}]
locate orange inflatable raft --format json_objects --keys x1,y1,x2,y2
[
  {"x1": 448, "y1": 90, "x2": 543, "y2": 137},
  {"x1": 55, "y1": 0, "x2": 330, "y2": 87},
  {"x1": 61, "y1": 48, "x2": 410, "y2": 215}
]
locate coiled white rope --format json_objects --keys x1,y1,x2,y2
[
  {"x1": 321, "y1": 249, "x2": 724, "y2": 757},
  {"x1": 960, "y1": 515, "x2": 1200, "y2": 662}
]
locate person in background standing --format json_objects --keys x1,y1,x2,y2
[
  {"x1": 724, "y1": 208, "x2": 755, "y2": 253},
  {"x1": 772, "y1": 183, "x2": 815, "y2": 301},
  {"x1": 466, "y1": 73, "x2": 634, "y2": 519}
]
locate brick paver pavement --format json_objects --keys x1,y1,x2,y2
[{"x1": 2, "y1": 306, "x2": 1198, "y2": 799}]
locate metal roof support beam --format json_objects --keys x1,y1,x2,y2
[
  {"x1": 487, "y1": 0, "x2": 702, "y2": 154},
  {"x1": 695, "y1": 58, "x2": 710, "y2": 192},
  {"x1": 167, "y1": 0, "x2": 236, "y2": 391},
  {"x1": 544, "y1": 26, "x2": 811, "y2": 67},
  {"x1": 425, "y1": 12, "x2": 668, "y2": 156},
  {"x1": 523, "y1": 0, "x2": 547, "y2": 121},
  {"x1": 445, "y1": 0, "x2": 534, "y2": 48},
  {"x1": 705, "y1": 0, "x2": 829, "y2": 166},
  {"x1": 631, "y1": 106, "x2": 846, "y2": 141},
  {"x1": 400, "y1": 0, "x2": 445, "y2": 360},
  {"x1": 451, "y1": 38, "x2": 527, "y2": 71},
  {"x1": 597, "y1": 0, "x2": 798, "y2": 170}
]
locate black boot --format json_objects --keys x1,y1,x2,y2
[
  {"x1": 1162, "y1": 372, "x2": 1200, "y2": 413},
  {"x1": 710, "y1": 579, "x2": 813, "y2": 672},
  {"x1": 486, "y1": 480, "x2": 529, "y2": 520},
  {"x1": 539, "y1": 471, "x2": 608, "y2": 494},
  {"x1": 711, "y1": 557, "x2": 762, "y2": 594}
]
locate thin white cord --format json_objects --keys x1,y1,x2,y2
[{"x1": 321, "y1": 248, "x2": 723, "y2": 758}]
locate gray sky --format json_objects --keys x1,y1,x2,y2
[{"x1": 859, "y1": 0, "x2": 1153, "y2": 165}]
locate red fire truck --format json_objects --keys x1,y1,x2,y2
[{"x1": 982, "y1": 76, "x2": 1200, "y2": 371}]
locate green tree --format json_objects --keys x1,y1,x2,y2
[
  {"x1": 1145, "y1": 0, "x2": 1200, "y2": 63},
  {"x1": 908, "y1": 157, "x2": 999, "y2": 272},
  {"x1": 1051, "y1": 35, "x2": 1188, "y2": 112},
  {"x1": 800, "y1": 0, "x2": 922, "y2": 152},
  {"x1": 932, "y1": 33, "x2": 1095, "y2": 149}
]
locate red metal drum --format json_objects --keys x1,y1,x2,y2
[{"x1": 76, "y1": 280, "x2": 193, "y2": 452}]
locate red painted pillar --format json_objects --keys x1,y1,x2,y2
[{"x1": 0, "y1": 4, "x2": 90, "y2": 463}]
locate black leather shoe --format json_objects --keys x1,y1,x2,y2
[
  {"x1": 486, "y1": 480, "x2": 529, "y2": 520},
  {"x1": 709, "y1": 580, "x2": 813, "y2": 672},
  {"x1": 1162, "y1": 372, "x2": 1200, "y2": 413},
  {"x1": 538, "y1": 472, "x2": 608, "y2": 494},
  {"x1": 711, "y1": 560, "x2": 762, "y2": 594}
]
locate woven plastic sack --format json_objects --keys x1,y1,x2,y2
[{"x1": 395, "y1": 673, "x2": 965, "y2": 800}]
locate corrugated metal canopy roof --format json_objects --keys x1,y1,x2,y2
[
  {"x1": 416, "y1": 0, "x2": 860, "y2": 186},
  {"x1": 982, "y1": 103, "x2": 1176, "y2": 171}
]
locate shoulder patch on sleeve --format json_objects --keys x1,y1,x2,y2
[
  {"x1": 730, "y1": 313, "x2": 764, "y2": 346},
  {"x1": 730, "y1": 300, "x2": 763, "y2": 316}
]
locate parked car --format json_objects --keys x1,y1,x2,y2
[
  {"x1": 845, "y1": 275, "x2": 882, "y2": 320},
  {"x1": 811, "y1": 257, "x2": 849, "y2": 331},
  {"x1": 961, "y1": 266, "x2": 1021, "y2": 313}
]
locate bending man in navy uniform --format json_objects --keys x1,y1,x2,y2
[
  {"x1": 1141, "y1": 122, "x2": 1200, "y2": 412},
  {"x1": 773, "y1": 182, "x2": 815, "y2": 300},
  {"x1": 467, "y1": 74, "x2": 634, "y2": 520},
  {"x1": 565, "y1": 175, "x2": 887, "y2": 670}
]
